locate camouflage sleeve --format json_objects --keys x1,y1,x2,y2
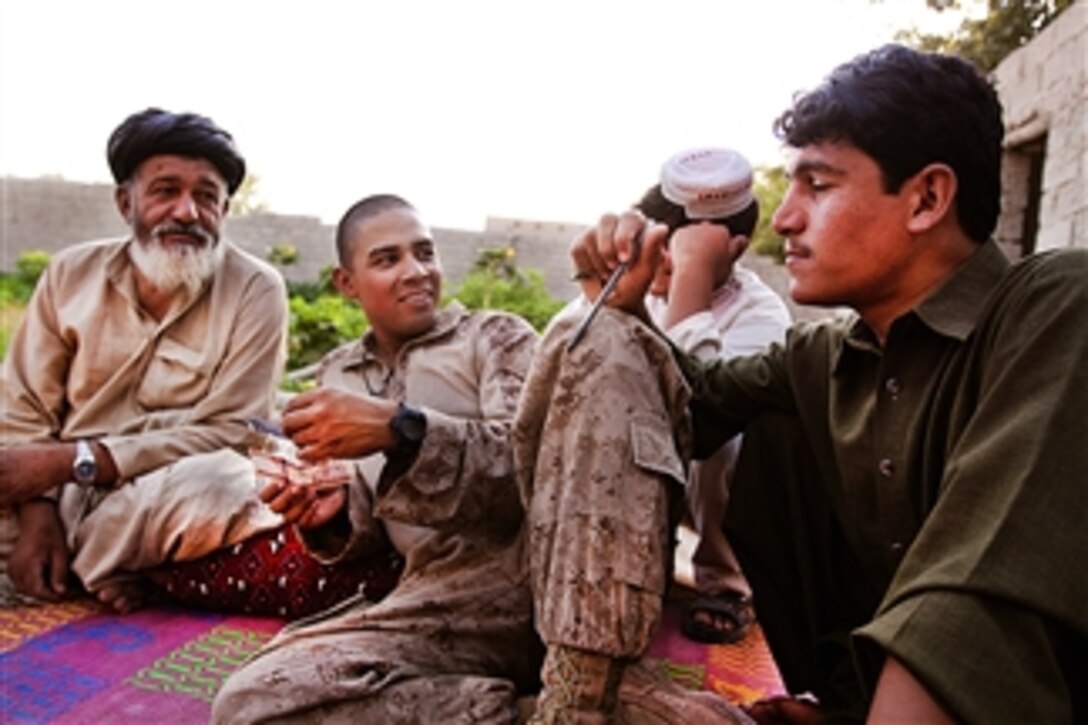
[
  {"x1": 298, "y1": 460, "x2": 390, "y2": 563},
  {"x1": 375, "y1": 312, "x2": 538, "y2": 539}
]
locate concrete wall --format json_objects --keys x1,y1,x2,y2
[
  {"x1": 1, "y1": 176, "x2": 825, "y2": 321},
  {"x1": 992, "y1": 1, "x2": 1087, "y2": 257},
  {"x1": 0, "y1": 178, "x2": 129, "y2": 267},
  {"x1": 2, "y1": 7, "x2": 1083, "y2": 318},
  {"x1": 0, "y1": 177, "x2": 573, "y2": 295}
]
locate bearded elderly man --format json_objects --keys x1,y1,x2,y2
[{"x1": 0, "y1": 108, "x2": 288, "y2": 612}]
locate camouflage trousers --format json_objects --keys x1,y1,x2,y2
[
  {"x1": 514, "y1": 306, "x2": 693, "y2": 658},
  {"x1": 515, "y1": 308, "x2": 752, "y2": 723},
  {"x1": 211, "y1": 533, "x2": 540, "y2": 724}
]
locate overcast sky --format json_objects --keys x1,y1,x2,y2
[{"x1": 0, "y1": 0, "x2": 969, "y2": 230}]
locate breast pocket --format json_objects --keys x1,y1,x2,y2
[{"x1": 135, "y1": 338, "x2": 210, "y2": 409}]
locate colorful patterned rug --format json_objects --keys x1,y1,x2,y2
[
  {"x1": 0, "y1": 593, "x2": 783, "y2": 723},
  {"x1": 645, "y1": 595, "x2": 785, "y2": 708}
]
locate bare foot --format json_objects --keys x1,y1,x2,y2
[{"x1": 95, "y1": 578, "x2": 153, "y2": 613}]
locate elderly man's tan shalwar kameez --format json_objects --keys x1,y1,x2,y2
[
  {"x1": 0, "y1": 238, "x2": 288, "y2": 589},
  {"x1": 212, "y1": 305, "x2": 544, "y2": 724}
]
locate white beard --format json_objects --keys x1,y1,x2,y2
[{"x1": 128, "y1": 226, "x2": 224, "y2": 296}]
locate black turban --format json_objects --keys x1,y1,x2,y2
[{"x1": 107, "y1": 108, "x2": 246, "y2": 195}]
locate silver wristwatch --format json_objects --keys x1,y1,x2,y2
[{"x1": 72, "y1": 439, "x2": 97, "y2": 486}]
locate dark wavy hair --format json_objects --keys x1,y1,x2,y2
[{"x1": 774, "y1": 44, "x2": 1003, "y2": 243}]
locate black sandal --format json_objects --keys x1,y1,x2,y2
[{"x1": 681, "y1": 593, "x2": 754, "y2": 645}]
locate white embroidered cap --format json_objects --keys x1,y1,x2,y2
[{"x1": 660, "y1": 147, "x2": 754, "y2": 220}]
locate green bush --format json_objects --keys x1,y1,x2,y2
[
  {"x1": 450, "y1": 247, "x2": 565, "y2": 331},
  {"x1": 0, "y1": 306, "x2": 24, "y2": 361},
  {"x1": 16, "y1": 250, "x2": 51, "y2": 285},
  {"x1": 0, "y1": 245, "x2": 567, "y2": 370},
  {"x1": 268, "y1": 243, "x2": 299, "y2": 266},
  {"x1": 282, "y1": 248, "x2": 565, "y2": 373},
  {"x1": 452, "y1": 267, "x2": 564, "y2": 331},
  {"x1": 0, "y1": 323, "x2": 11, "y2": 360},
  {"x1": 287, "y1": 265, "x2": 336, "y2": 302},
  {"x1": 0, "y1": 278, "x2": 26, "y2": 306},
  {"x1": 287, "y1": 293, "x2": 367, "y2": 369},
  {"x1": 1, "y1": 249, "x2": 51, "y2": 306},
  {"x1": 750, "y1": 167, "x2": 787, "y2": 264},
  {"x1": 0, "y1": 250, "x2": 46, "y2": 360}
]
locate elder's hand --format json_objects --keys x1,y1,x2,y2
[{"x1": 8, "y1": 500, "x2": 72, "y2": 601}]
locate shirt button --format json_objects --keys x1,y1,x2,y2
[
  {"x1": 884, "y1": 377, "x2": 901, "y2": 398},
  {"x1": 878, "y1": 458, "x2": 895, "y2": 478},
  {"x1": 890, "y1": 541, "x2": 904, "y2": 554}
]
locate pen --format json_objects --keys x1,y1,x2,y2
[{"x1": 567, "y1": 228, "x2": 644, "y2": 352}]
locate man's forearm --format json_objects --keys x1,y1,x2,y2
[
  {"x1": 0, "y1": 440, "x2": 118, "y2": 505},
  {"x1": 868, "y1": 656, "x2": 954, "y2": 724},
  {"x1": 662, "y1": 264, "x2": 715, "y2": 331}
]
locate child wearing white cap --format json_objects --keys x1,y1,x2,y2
[{"x1": 639, "y1": 148, "x2": 792, "y2": 645}]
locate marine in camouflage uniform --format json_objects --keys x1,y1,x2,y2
[
  {"x1": 213, "y1": 194, "x2": 544, "y2": 723},
  {"x1": 212, "y1": 304, "x2": 543, "y2": 724}
]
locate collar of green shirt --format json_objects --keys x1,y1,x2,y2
[{"x1": 838, "y1": 240, "x2": 1011, "y2": 362}]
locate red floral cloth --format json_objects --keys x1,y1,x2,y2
[{"x1": 147, "y1": 525, "x2": 404, "y2": 619}]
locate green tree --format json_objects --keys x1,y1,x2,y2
[
  {"x1": 451, "y1": 247, "x2": 565, "y2": 331},
  {"x1": 0, "y1": 310, "x2": 20, "y2": 360},
  {"x1": 283, "y1": 248, "x2": 566, "y2": 373},
  {"x1": 287, "y1": 265, "x2": 337, "y2": 302},
  {"x1": 750, "y1": 166, "x2": 788, "y2": 263},
  {"x1": 0, "y1": 249, "x2": 49, "y2": 360},
  {"x1": 283, "y1": 265, "x2": 359, "y2": 372},
  {"x1": 1, "y1": 249, "x2": 50, "y2": 305},
  {"x1": 287, "y1": 293, "x2": 367, "y2": 369},
  {"x1": 268, "y1": 243, "x2": 299, "y2": 266},
  {"x1": 895, "y1": 0, "x2": 1073, "y2": 71},
  {"x1": 15, "y1": 249, "x2": 50, "y2": 287},
  {"x1": 229, "y1": 173, "x2": 269, "y2": 215}
]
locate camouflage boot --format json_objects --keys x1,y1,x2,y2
[{"x1": 530, "y1": 645, "x2": 627, "y2": 724}]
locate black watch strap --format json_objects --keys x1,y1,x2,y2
[{"x1": 389, "y1": 403, "x2": 427, "y2": 456}]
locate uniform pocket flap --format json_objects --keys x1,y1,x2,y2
[{"x1": 630, "y1": 416, "x2": 685, "y2": 485}]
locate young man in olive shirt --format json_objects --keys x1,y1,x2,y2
[{"x1": 541, "y1": 44, "x2": 1086, "y2": 722}]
